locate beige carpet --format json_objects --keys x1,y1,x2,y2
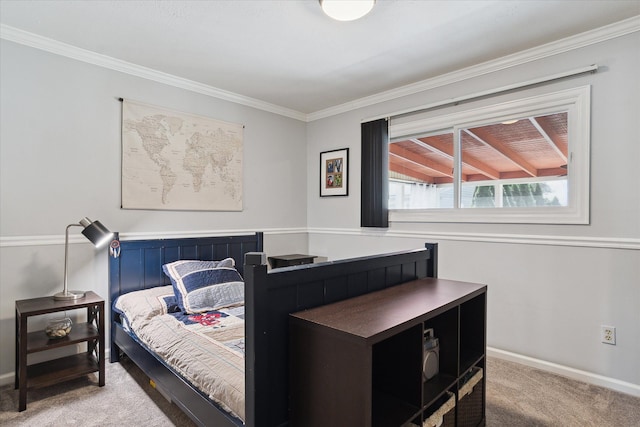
[
  {"x1": 485, "y1": 357, "x2": 640, "y2": 426},
  {"x1": 1, "y1": 356, "x2": 639, "y2": 426},
  {"x1": 0, "y1": 356, "x2": 196, "y2": 427}
]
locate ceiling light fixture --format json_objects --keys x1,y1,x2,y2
[
  {"x1": 320, "y1": 0, "x2": 375, "y2": 21},
  {"x1": 501, "y1": 119, "x2": 520, "y2": 125}
]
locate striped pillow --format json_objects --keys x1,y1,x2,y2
[{"x1": 162, "y1": 259, "x2": 244, "y2": 314}]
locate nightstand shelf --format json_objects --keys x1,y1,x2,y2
[
  {"x1": 15, "y1": 291, "x2": 105, "y2": 411},
  {"x1": 25, "y1": 323, "x2": 100, "y2": 353},
  {"x1": 26, "y1": 353, "x2": 100, "y2": 389}
]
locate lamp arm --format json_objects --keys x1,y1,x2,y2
[{"x1": 62, "y1": 223, "x2": 83, "y2": 297}]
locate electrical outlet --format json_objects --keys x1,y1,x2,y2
[{"x1": 601, "y1": 325, "x2": 616, "y2": 345}]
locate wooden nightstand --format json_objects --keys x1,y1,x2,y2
[
  {"x1": 15, "y1": 291, "x2": 105, "y2": 411},
  {"x1": 267, "y1": 254, "x2": 316, "y2": 269}
]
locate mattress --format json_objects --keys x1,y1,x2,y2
[{"x1": 114, "y1": 285, "x2": 246, "y2": 421}]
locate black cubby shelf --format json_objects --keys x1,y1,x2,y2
[{"x1": 290, "y1": 277, "x2": 487, "y2": 427}]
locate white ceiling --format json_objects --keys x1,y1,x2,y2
[{"x1": 1, "y1": 0, "x2": 639, "y2": 116}]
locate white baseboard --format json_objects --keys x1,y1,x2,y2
[
  {"x1": 488, "y1": 347, "x2": 640, "y2": 397},
  {"x1": 0, "y1": 372, "x2": 13, "y2": 387}
]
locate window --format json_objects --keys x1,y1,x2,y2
[{"x1": 388, "y1": 86, "x2": 590, "y2": 224}]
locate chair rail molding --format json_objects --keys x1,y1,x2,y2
[
  {"x1": 0, "y1": 228, "x2": 307, "y2": 247},
  {"x1": 306, "y1": 227, "x2": 640, "y2": 250}
]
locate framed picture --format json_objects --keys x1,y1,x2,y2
[{"x1": 320, "y1": 148, "x2": 349, "y2": 197}]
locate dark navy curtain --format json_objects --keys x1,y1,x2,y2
[{"x1": 361, "y1": 118, "x2": 389, "y2": 228}]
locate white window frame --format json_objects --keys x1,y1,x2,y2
[{"x1": 388, "y1": 86, "x2": 591, "y2": 224}]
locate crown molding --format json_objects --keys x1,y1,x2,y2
[
  {"x1": 2, "y1": 16, "x2": 639, "y2": 123},
  {"x1": 0, "y1": 24, "x2": 307, "y2": 122},
  {"x1": 307, "y1": 15, "x2": 640, "y2": 121}
]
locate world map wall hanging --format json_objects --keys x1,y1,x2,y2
[{"x1": 121, "y1": 99, "x2": 243, "y2": 211}]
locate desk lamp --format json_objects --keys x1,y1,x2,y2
[{"x1": 54, "y1": 217, "x2": 113, "y2": 301}]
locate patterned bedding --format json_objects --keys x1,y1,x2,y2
[{"x1": 114, "y1": 286, "x2": 246, "y2": 422}]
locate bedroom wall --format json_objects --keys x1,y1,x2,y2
[
  {"x1": 306, "y1": 31, "x2": 640, "y2": 394},
  {"x1": 1, "y1": 23, "x2": 638, "y2": 398},
  {"x1": 0, "y1": 39, "x2": 308, "y2": 383}
]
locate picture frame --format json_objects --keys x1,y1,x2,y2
[{"x1": 320, "y1": 148, "x2": 349, "y2": 197}]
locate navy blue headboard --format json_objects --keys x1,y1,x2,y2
[{"x1": 108, "y1": 231, "x2": 263, "y2": 308}]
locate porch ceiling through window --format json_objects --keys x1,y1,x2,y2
[{"x1": 389, "y1": 112, "x2": 568, "y2": 184}]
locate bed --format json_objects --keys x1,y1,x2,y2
[{"x1": 108, "y1": 231, "x2": 438, "y2": 427}]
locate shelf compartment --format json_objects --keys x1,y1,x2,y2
[
  {"x1": 424, "y1": 307, "x2": 458, "y2": 379},
  {"x1": 26, "y1": 323, "x2": 99, "y2": 353},
  {"x1": 459, "y1": 294, "x2": 485, "y2": 374},
  {"x1": 26, "y1": 353, "x2": 99, "y2": 389},
  {"x1": 372, "y1": 390, "x2": 421, "y2": 427},
  {"x1": 423, "y1": 391, "x2": 456, "y2": 427},
  {"x1": 423, "y1": 373, "x2": 457, "y2": 408},
  {"x1": 373, "y1": 324, "x2": 422, "y2": 425},
  {"x1": 457, "y1": 367, "x2": 484, "y2": 427}
]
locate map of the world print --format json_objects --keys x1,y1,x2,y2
[{"x1": 122, "y1": 100, "x2": 243, "y2": 211}]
